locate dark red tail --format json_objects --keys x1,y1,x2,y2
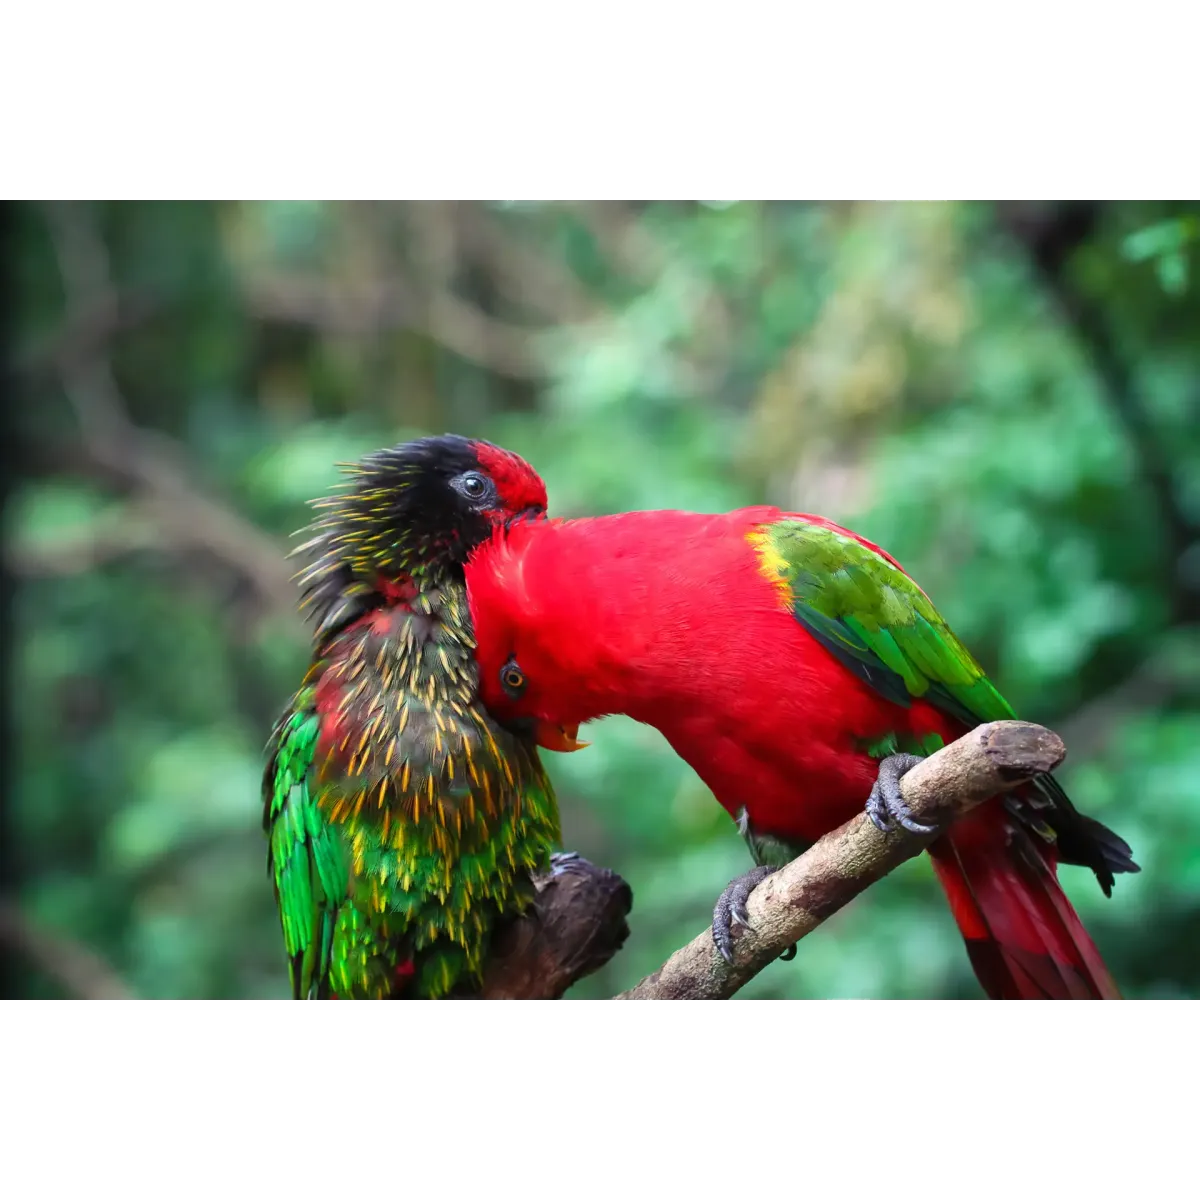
[{"x1": 928, "y1": 804, "x2": 1121, "y2": 1000}]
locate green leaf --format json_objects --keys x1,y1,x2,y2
[
  {"x1": 1157, "y1": 251, "x2": 1189, "y2": 295},
  {"x1": 1121, "y1": 218, "x2": 1191, "y2": 262}
]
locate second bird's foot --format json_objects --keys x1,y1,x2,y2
[
  {"x1": 712, "y1": 865, "x2": 777, "y2": 965},
  {"x1": 865, "y1": 752, "x2": 938, "y2": 835},
  {"x1": 547, "y1": 851, "x2": 583, "y2": 876}
]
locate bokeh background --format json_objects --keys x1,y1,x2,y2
[{"x1": 4, "y1": 200, "x2": 1199, "y2": 999}]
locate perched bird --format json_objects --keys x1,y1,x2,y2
[
  {"x1": 263, "y1": 434, "x2": 564, "y2": 999},
  {"x1": 465, "y1": 507, "x2": 1140, "y2": 1000}
]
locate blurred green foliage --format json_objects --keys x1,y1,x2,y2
[{"x1": 6, "y1": 200, "x2": 1199, "y2": 999}]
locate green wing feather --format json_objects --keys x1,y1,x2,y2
[
  {"x1": 264, "y1": 700, "x2": 350, "y2": 998},
  {"x1": 263, "y1": 696, "x2": 350, "y2": 999},
  {"x1": 762, "y1": 518, "x2": 1014, "y2": 728}
]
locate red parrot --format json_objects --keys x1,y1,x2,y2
[{"x1": 465, "y1": 507, "x2": 1139, "y2": 999}]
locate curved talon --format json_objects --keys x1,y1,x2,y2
[
  {"x1": 548, "y1": 851, "x2": 582, "y2": 874},
  {"x1": 778, "y1": 943, "x2": 797, "y2": 962},
  {"x1": 712, "y1": 865, "x2": 776, "y2": 964},
  {"x1": 866, "y1": 786, "x2": 892, "y2": 834},
  {"x1": 866, "y1": 752, "x2": 938, "y2": 835}
]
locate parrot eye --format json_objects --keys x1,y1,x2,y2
[
  {"x1": 499, "y1": 659, "x2": 526, "y2": 699},
  {"x1": 451, "y1": 471, "x2": 495, "y2": 507}
]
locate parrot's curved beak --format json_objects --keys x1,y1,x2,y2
[{"x1": 534, "y1": 721, "x2": 590, "y2": 753}]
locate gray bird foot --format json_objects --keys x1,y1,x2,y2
[
  {"x1": 712, "y1": 865, "x2": 780, "y2": 965},
  {"x1": 865, "y1": 752, "x2": 938, "y2": 834},
  {"x1": 548, "y1": 851, "x2": 583, "y2": 875}
]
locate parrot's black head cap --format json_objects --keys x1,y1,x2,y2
[{"x1": 292, "y1": 433, "x2": 547, "y2": 642}]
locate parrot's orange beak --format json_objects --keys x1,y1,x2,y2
[{"x1": 534, "y1": 721, "x2": 590, "y2": 753}]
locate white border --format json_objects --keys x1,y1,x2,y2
[
  {"x1": 4, "y1": 5, "x2": 1196, "y2": 197},
  {"x1": 3, "y1": 999, "x2": 1194, "y2": 1194}
]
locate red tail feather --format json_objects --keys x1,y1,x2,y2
[{"x1": 929, "y1": 803, "x2": 1121, "y2": 1000}]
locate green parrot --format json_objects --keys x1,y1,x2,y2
[{"x1": 262, "y1": 434, "x2": 564, "y2": 999}]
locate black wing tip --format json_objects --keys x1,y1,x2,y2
[
  {"x1": 1029, "y1": 777, "x2": 1141, "y2": 895},
  {"x1": 1079, "y1": 814, "x2": 1141, "y2": 877},
  {"x1": 289, "y1": 954, "x2": 305, "y2": 1000}
]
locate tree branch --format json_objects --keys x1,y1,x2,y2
[
  {"x1": 42, "y1": 202, "x2": 298, "y2": 621},
  {"x1": 8, "y1": 289, "x2": 161, "y2": 383},
  {"x1": 0, "y1": 901, "x2": 135, "y2": 999},
  {"x1": 456, "y1": 205, "x2": 602, "y2": 324},
  {"x1": 468, "y1": 853, "x2": 633, "y2": 999},
  {"x1": 615, "y1": 721, "x2": 1065, "y2": 1000},
  {"x1": 243, "y1": 271, "x2": 548, "y2": 381},
  {"x1": 997, "y1": 201, "x2": 1200, "y2": 623},
  {"x1": 1055, "y1": 632, "x2": 1200, "y2": 760}
]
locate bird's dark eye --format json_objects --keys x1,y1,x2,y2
[
  {"x1": 500, "y1": 659, "x2": 526, "y2": 698},
  {"x1": 460, "y1": 473, "x2": 487, "y2": 498},
  {"x1": 451, "y1": 471, "x2": 495, "y2": 507}
]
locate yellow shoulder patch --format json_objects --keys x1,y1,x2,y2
[{"x1": 746, "y1": 527, "x2": 793, "y2": 609}]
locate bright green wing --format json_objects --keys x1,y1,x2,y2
[
  {"x1": 262, "y1": 697, "x2": 350, "y2": 999},
  {"x1": 755, "y1": 518, "x2": 1141, "y2": 892},
  {"x1": 759, "y1": 518, "x2": 1015, "y2": 728}
]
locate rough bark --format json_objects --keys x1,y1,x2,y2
[
  {"x1": 615, "y1": 720, "x2": 1065, "y2": 1000},
  {"x1": 470, "y1": 852, "x2": 633, "y2": 999}
]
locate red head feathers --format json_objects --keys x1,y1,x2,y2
[{"x1": 471, "y1": 440, "x2": 548, "y2": 522}]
